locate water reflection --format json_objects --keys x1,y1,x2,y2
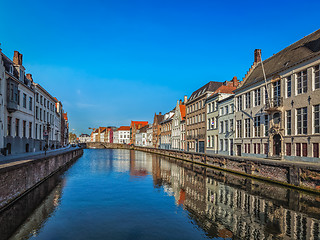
[
  {"x1": 149, "y1": 153, "x2": 320, "y2": 240},
  {"x1": 3, "y1": 149, "x2": 320, "y2": 240}
]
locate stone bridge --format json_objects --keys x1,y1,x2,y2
[{"x1": 85, "y1": 142, "x2": 132, "y2": 149}]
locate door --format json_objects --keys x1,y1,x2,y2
[
  {"x1": 199, "y1": 141, "x2": 204, "y2": 153},
  {"x1": 313, "y1": 143, "x2": 319, "y2": 158},
  {"x1": 237, "y1": 144, "x2": 241, "y2": 156},
  {"x1": 230, "y1": 140, "x2": 234, "y2": 156},
  {"x1": 273, "y1": 134, "x2": 281, "y2": 156}
]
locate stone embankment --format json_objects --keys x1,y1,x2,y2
[
  {"x1": 0, "y1": 147, "x2": 83, "y2": 210},
  {"x1": 86, "y1": 143, "x2": 320, "y2": 193},
  {"x1": 133, "y1": 146, "x2": 320, "y2": 193}
]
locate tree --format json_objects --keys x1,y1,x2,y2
[{"x1": 69, "y1": 132, "x2": 77, "y2": 143}]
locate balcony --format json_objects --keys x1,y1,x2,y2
[
  {"x1": 187, "y1": 134, "x2": 205, "y2": 140},
  {"x1": 265, "y1": 97, "x2": 283, "y2": 112}
]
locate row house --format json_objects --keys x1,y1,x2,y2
[
  {"x1": 0, "y1": 49, "x2": 69, "y2": 155},
  {"x1": 114, "y1": 126, "x2": 130, "y2": 144},
  {"x1": 130, "y1": 121, "x2": 148, "y2": 145},
  {"x1": 206, "y1": 77, "x2": 238, "y2": 154},
  {"x1": 152, "y1": 112, "x2": 163, "y2": 148},
  {"x1": 171, "y1": 96, "x2": 187, "y2": 151},
  {"x1": 234, "y1": 29, "x2": 320, "y2": 161},
  {"x1": 135, "y1": 125, "x2": 148, "y2": 146},
  {"x1": 186, "y1": 81, "x2": 223, "y2": 153},
  {"x1": 159, "y1": 110, "x2": 174, "y2": 149},
  {"x1": 78, "y1": 134, "x2": 90, "y2": 143},
  {"x1": 217, "y1": 95, "x2": 235, "y2": 155},
  {"x1": 146, "y1": 124, "x2": 153, "y2": 147},
  {"x1": 61, "y1": 112, "x2": 69, "y2": 146}
]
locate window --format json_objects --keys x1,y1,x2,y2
[
  {"x1": 314, "y1": 105, "x2": 320, "y2": 134},
  {"x1": 7, "y1": 117, "x2": 12, "y2": 136},
  {"x1": 35, "y1": 124, "x2": 38, "y2": 139},
  {"x1": 297, "y1": 70, "x2": 307, "y2": 94},
  {"x1": 40, "y1": 95, "x2": 43, "y2": 105},
  {"x1": 296, "y1": 143, "x2": 301, "y2": 156},
  {"x1": 286, "y1": 76, "x2": 292, "y2": 97},
  {"x1": 286, "y1": 143, "x2": 291, "y2": 156},
  {"x1": 297, "y1": 107, "x2": 307, "y2": 134},
  {"x1": 15, "y1": 119, "x2": 19, "y2": 137},
  {"x1": 220, "y1": 108, "x2": 224, "y2": 115},
  {"x1": 207, "y1": 136, "x2": 210, "y2": 147},
  {"x1": 29, "y1": 97, "x2": 32, "y2": 110},
  {"x1": 211, "y1": 136, "x2": 214, "y2": 148},
  {"x1": 237, "y1": 96, "x2": 242, "y2": 111},
  {"x1": 44, "y1": 98, "x2": 46, "y2": 107},
  {"x1": 220, "y1": 139, "x2": 223, "y2": 151},
  {"x1": 23, "y1": 93, "x2": 26, "y2": 108},
  {"x1": 302, "y1": 143, "x2": 307, "y2": 157},
  {"x1": 230, "y1": 104, "x2": 234, "y2": 113},
  {"x1": 254, "y1": 143, "x2": 256, "y2": 154},
  {"x1": 254, "y1": 116, "x2": 261, "y2": 137},
  {"x1": 273, "y1": 112, "x2": 281, "y2": 125},
  {"x1": 225, "y1": 120, "x2": 228, "y2": 133},
  {"x1": 17, "y1": 90, "x2": 20, "y2": 105},
  {"x1": 208, "y1": 104, "x2": 211, "y2": 113},
  {"x1": 230, "y1": 119, "x2": 233, "y2": 131},
  {"x1": 247, "y1": 143, "x2": 251, "y2": 153},
  {"x1": 273, "y1": 80, "x2": 281, "y2": 98},
  {"x1": 40, "y1": 108, "x2": 42, "y2": 121},
  {"x1": 36, "y1": 93, "x2": 39, "y2": 102},
  {"x1": 245, "y1": 92, "x2": 251, "y2": 109},
  {"x1": 286, "y1": 110, "x2": 291, "y2": 135},
  {"x1": 245, "y1": 118, "x2": 250, "y2": 137},
  {"x1": 257, "y1": 143, "x2": 260, "y2": 154},
  {"x1": 225, "y1": 139, "x2": 228, "y2": 151},
  {"x1": 23, "y1": 120, "x2": 26, "y2": 138},
  {"x1": 236, "y1": 120, "x2": 242, "y2": 138},
  {"x1": 254, "y1": 88, "x2": 261, "y2": 106},
  {"x1": 315, "y1": 65, "x2": 320, "y2": 89},
  {"x1": 29, "y1": 122, "x2": 32, "y2": 138},
  {"x1": 220, "y1": 121, "x2": 224, "y2": 133},
  {"x1": 225, "y1": 106, "x2": 228, "y2": 114}
]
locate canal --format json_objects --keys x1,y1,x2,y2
[{"x1": 1, "y1": 149, "x2": 320, "y2": 240}]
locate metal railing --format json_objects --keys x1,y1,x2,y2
[{"x1": 265, "y1": 97, "x2": 283, "y2": 110}]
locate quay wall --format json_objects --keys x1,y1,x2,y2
[
  {"x1": 0, "y1": 148, "x2": 83, "y2": 209},
  {"x1": 133, "y1": 146, "x2": 320, "y2": 193}
]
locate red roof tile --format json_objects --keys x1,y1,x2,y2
[
  {"x1": 117, "y1": 126, "x2": 130, "y2": 131},
  {"x1": 179, "y1": 105, "x2": 186, "y2": 120}
]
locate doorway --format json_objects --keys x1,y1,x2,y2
[
  {"x1": 237, "y1": 144, "x2": 241, "y2": 156},
  {"x1": 273, "y1": 134, "x2": 281, "y2": 156}
]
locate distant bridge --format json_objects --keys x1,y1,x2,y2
[{"x1": 85, "y1": 142, "x2": 132, "y2": 149}]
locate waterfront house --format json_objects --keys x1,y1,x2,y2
[
  {"x1": 234, "y1": 29, "x2": 320, "y2": 162},
  {"x1": 159, "y1": 110, "x2": 174, "y2": 149},
  {"x1": 186, "y1": 81, "x2": 223, "y2": 153},
  {"x1": 152, "y1": 112, "x2": 164, "y2": 148},
  {"x1": 146, "y1": 124, "x2": 153, "y2": 147},
  {"x1": 130, "y1": 121, "x2": 148, "y2": 145},
  {"x1": 115, "y1": 126, "x2": 130, "y2": 144},
  {"x1": 172, "y1": 96, "x2": 187, "y2": 151},
  {"x1": 135, "y1": 125, "x2": 148, "y2": 146},
  {"x1": 206, "y1": 77, "x2": 238, "y2": 154}
]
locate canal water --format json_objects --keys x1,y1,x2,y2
[{"x1": 1, "y1": 149, "x2": 320, "y2": 240}]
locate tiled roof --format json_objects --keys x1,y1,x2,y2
[
  {"x1": 63, "y1": 113, "x2": 68, "y2": 121},
  {"x1": 138, "y1": 125, "x2": 149, "y2": 133},
  {"x1": 239, "y1": 29, "x2": 320, "y2": 89},
  {"x1": 131, "y1": 121, "x2": 148, "y2": 129},
  {"x1": 179, "y1": 105, "x2": 186, "y2": 120},
  {"x1": 117, "y1": 126, "x2": 130, "y2": 131},
  {"x1": 189, "y1": 81, "x2": 223, "y2": 102}
]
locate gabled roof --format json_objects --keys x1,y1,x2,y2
[
  {"x1": 63, "y1": 113, "x2": 68, "y2": 121},
  {"x1": 117, "y1": 126, "x2": 130, "y2": 131},
  {"x1": 131, "y1": 121, "x2": 148, "y2": 129},
  {"x1": 137, "y1": 125, "x2": 149, "y2": 133},
  {"x1": 239, "y1": 29, "x2": 320, "y2": 90},
  {"x1": 188, "y1": 81, "x2": 223, "y2": 102}
]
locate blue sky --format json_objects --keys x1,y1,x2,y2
[{"x1": 1, "y1": 0, "x2": 319, "y2": 135}]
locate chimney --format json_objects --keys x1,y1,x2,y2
[
  {"x1": 254, "y1": 49, "x2": 261, "y2": 64},
  {"x1": 232, "y1": 76, "x2": 239, "y2": 87},
  {"x1": 159, "y1": 112, "x2": 162, "y2": 115},
  {"x1": 184, "y1": 95, "x2": 188, "y2": 104},
  {"x1": 13, "y1": 51, "x2": 23, "y2": 65},
  {"x1": 179, "y1": 99, "x2": 182, "y2": 105},
  {"x1": 26, "y1": 73, "x2": 33, "y2": 82}
]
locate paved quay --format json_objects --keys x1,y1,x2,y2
[{"x1": 0, "y1": 146, "x2": 79, "y2": 166}]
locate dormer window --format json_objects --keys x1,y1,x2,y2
[
  {"x1": 9, "y1": 65, "x2": 13, "y2": 74},
  {"x1": 20, "y1": 69, "x2": 24, "y2": 81}
]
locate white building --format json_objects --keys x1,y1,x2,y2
[
  {"x1": 172, "y1": 98, "x2": 186, "y2": 151},
  {"x1": 217, "y1": 95, "x2": 235, "y2": 156},
  {"x1": 135, "y1": 125, "x2": 148, "y2": 146},
  {"x1": 146, "y1": 124, "x2": 153, "y2": 147},
  {"x1": 79, "y1": 134, "x2": 90, "y2": 143},
  {"x1": 115, "y1": 126, "x2": 130, "y2": 144}
]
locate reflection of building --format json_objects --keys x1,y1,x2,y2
[{"x1": 149, "y1": 152, "x2": 320, "y2": 239}]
